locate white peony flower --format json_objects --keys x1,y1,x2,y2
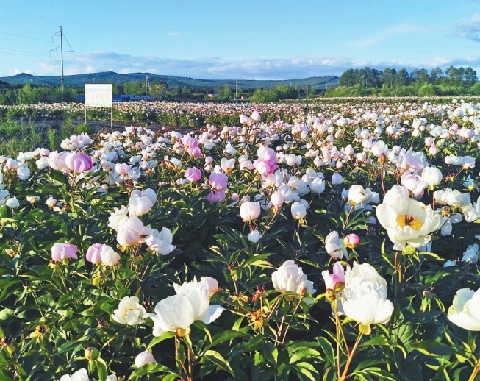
[
  {"x1": 271, "y1": 260, "x2": 315, "y2": 295},
  {"x1": 342, "y1": 292, "x2": 394, "y2": 326},
  {"x1": 100, "y1": 245, "x2": 121, "y2": 266},
  {"x1": 128, "y1": 192, "x2": 154, "y2": 217},
  {"x1": 135, "y1": 351, "x2": 157, "y2": 367},
  {"x1": 448, "y1": 288, "x2": 480, "y2": 331},
  {"x1": 376, "y1": 185, "x2": 442, "y2": 250},
  {"x1": 59, "y1": 368, "x2": 89, "y2": 381},
  {"x1": 347, "y1": 185, "x2": 378, "y2": 206},
  {"x1": 108, "y1": 205, "x2": 129, "y2": 231},
  {"x1": 325, "y1": 231, "x2": 348, "y2": 259},
  {"x1": 421, "y1": 166, "x2": 443, "y2": 187},
  {"x1": 147, "y1": 279, "x2": 224, "y2": 336},
  {"x1": 332, "y1": 172, "x2": 344, "y2": 185},
  {"x1": 239, "y1": 201, "x2": 261, "y2": 222},
  {"x1": 6, "y1": 197, "x2": 19, "y2": 208},
  {"x1": 291, "y1": 202, "x2": 307, "y2": 219},
  {"x1": 145, "y1": 227, "x2": 175, "y2": 255},
  {"x1": 112, "y1": 296, "x2": 146, "y2": 325},
  {"x1": 247, "y1": 229, "x2": 262, "y2": 243},
  {"x1": 461, "y1": 243, "x2": 479, "y2": 264},
  {"x1": 341, "y1": 262, "x2": 393, "y2": 332}
]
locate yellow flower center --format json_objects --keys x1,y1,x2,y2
[
  {"x1": 396, "y1": 214, "x2": 423, "y2": 231},
  {"x1": 123, "y1": 307, "x2": 135, "y2": 319}
]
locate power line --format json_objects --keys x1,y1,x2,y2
[
  {"x1": 0, "y1": 46, "x2": 50, "y2": 57},
  {"x1": 71, "y1": 57, "x2": 90, "y2": 68},
  {"x1": 62, "y1": 34, "x2": 74, "y2": 53},
  {"x1": 0, "y1": 30, "x2": 53, "y2": 43}
]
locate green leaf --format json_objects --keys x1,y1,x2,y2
[
  {"x1": 204, "y1": 350, "x2": 234, "y2": 375},
  {"x1": 0, "y1": 308, "x2": 14, "y2": 322},
  {"x1": 289, "y1": 348, "x2": 322, "y2": 364},
  {"x1": 209, "y1": 330, "x2": 248, "y2": 348},
  {"x1": 96, "y1": 358, "x2": 108, "y2": 381},
  {"x1": 148, "y1": 331, "x2": 176, "y2": 349},
  {"x1": 316, "y1": 337, "x2": 333, "y2": 364},
  {"x1": 411, "y1": 341, "x2": 456, "y2": 356},
  {"x1": 362, "y1": 336, "x2": 389, "y2": 346},
  {"x1": 248, "y1": 259, "x2": 273, "y2": 268},
  {"x1": 353, "y1": 368, "x2": 396, "y2": 380}
]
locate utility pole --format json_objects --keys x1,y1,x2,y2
[{"x1": 60, "y1": 26, "x2": 64, "y2": 97}]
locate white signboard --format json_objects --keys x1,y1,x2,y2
[{"x1": 85, "y1": 84, "x2": 112, "y2": 107}]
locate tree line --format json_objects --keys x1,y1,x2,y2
[
  {"x1": 2, "y1": 65, "x2": 479, "y2": 105},
  {"x1": 328, "y1": 66, "x2": 480, "y2": 97},
  {"x1": 0, "y1": 80, "x2": 324, "y2": 104}
]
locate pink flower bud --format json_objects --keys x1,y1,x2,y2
[{"x1": 343, "y1": 233, "x2": 360, "y2": 249}]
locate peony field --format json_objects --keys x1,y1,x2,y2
[{"x1": 1, "y1": 97, "x2": 480, "y2": 381}]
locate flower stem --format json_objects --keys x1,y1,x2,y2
[
  {"x1": 340, "y1": 332, "x2": 363, "y2": 381},
  {"x1": 468, "y1": 359, "x2": 480, "y2": 381},
  {"x1": 187, "y1": 345, "x2": 193, "y2": 381}
]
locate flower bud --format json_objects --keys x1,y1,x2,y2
[
  {"x1": 343, "y1": 233, "x2": 360, "y2": 249},
  {"x1": 85, "y1": 347, "x2": 99, "y2": 361}
]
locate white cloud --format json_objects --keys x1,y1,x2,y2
[
  {"x1": 8, "y1": 67, "x2": 32, "y2": 75},
  {"x1": 31, "y1": 51, "x2": 480, "y2": 80},
  {"x1": 455, "y1": 13, "x2": 480, "y2": 42}
]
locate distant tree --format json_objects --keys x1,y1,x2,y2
[
  {"x1": 17, "y1": 83, "x2": 37, "y2": 104},
  {"x1": 445, "y1": 66, "x2": 461, "y2": 87},
  {"x1": 430, "y1": 67, "x2": 444, "y2": 85},
  {"x1": 149, "y1": 81, "x2": 167, "y2": 100},
  {"x1": 417, "y1": 83, "x2": 437, "y2": 96},
  {"x1": 394, "y1": 69, "x2": 410, "y2": 86},
  {"x1": 382, "y1": 68, "x2": 397, "y2": 88},
  {"x1": 339, "y1": 69, "x2": 356, "y2": 87},
  {"x1": 463, "y1": 67, "x2": 477, "y2": 87},
  {"x1": 113, "y1": 83, "x2": 123, "y2": 95},
  {"x1": 217, "y1": 84, "x2": 232, "y2": 100},
  {"x1": 470, "y1": 81, "x2": 480, "y2": 95},
  {"x1": 123, "y1": 82, "x2": 144, "y2": 95},
  {"x1": 411, "y1": 68, "x2": 429, "y2": 84}
]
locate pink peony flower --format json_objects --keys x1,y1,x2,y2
[
  {"x1": 322, "y1": 262, "x2": 345, "y2": 291},
  {"x1": 208, "y1": 173, "x2": 228, "y2": 191},
  {"x1": 115, "y1": 163, "x2": 132, "y2": 175},
  {"x1": 51, "y1": 242, "x2": 78, "y2": 262},
  {"x1": 86, "y1": 243, "x2": 103, "y2": 264},
  {"x1": 206, "y1": 190, "x2": 226, "y2": 203},
  {"x1": 65, "y1": 151, "x2": 93, "y2": 174},
  {"x1": 117, "y1": 217, "x2": 146, "y2": 247},
  {"x1": 185, "y1": 167, "x2": 202, "y2": 182}
]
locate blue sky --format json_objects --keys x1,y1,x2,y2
[{"x1": 0, "y1": 0, "x2": 479, "y2": 79}]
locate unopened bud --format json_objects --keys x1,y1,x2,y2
[{"x1": 85, "y1": 347, "x2": 99, "y2": 360}]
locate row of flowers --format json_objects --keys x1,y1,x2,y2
[{"x1": 2, "y1": 95, "x2": 480, "y2": 127}]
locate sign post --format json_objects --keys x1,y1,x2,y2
[{"x1": 84, "y1": 84, "x2": 113, "y2": 130}]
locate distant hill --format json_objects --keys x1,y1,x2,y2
[{"x1": 0, "y1": 71, "x2": 339, "y2": 90}]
